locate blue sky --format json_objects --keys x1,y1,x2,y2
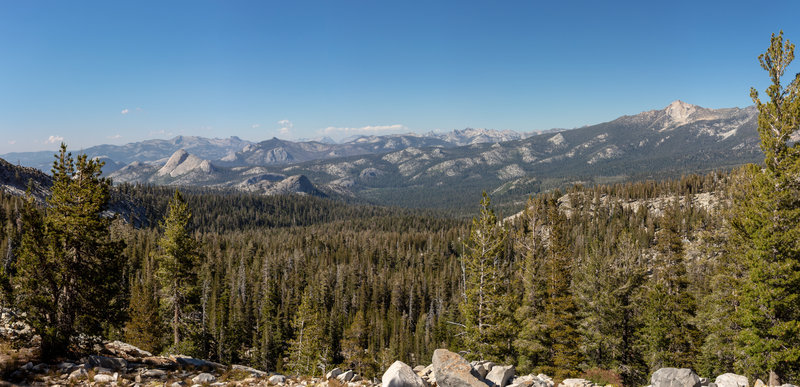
[{"x1": 1, "y1": 1, "x2": 799, "y2": 153}]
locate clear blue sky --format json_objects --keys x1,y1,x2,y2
[{"x1": 1, "y1": 0, "x2": 799, "y2": 153}]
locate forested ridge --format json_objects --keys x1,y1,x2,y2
[{"x1": 1, "y1": 31, "x2": 799, "y2": 387}]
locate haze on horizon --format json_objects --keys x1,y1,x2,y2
[{"x1": 1, "y1": 0, "x2": 799, "y2": 154}]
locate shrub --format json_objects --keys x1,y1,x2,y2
[{"x1": 581, "y1": 368, "x2": 623, "y2": 387}]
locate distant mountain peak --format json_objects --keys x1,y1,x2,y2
[{"x1": 664, "y1": 100, "x2": 698, "y2": 125}]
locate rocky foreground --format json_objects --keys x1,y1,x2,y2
[
  {"x1": 2, "y1": 311, "x2": 798, "y2": 387},
  {"x1": 2, "y1": 343, "x2": 799, "y2": 387}
]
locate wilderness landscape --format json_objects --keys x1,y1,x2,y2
[{"x1": 1, "y1": 2, "x2": 800, "y2": 387}]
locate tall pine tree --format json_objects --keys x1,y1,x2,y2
[
  {"x1": 14, "y1": 144, "x2": 126, "y2": 357},
  {"x1": 459, "y1": 192, "x2": 514, "y2": 362},
  {"x1": 155, "y1": 189, "x2": 201, "y2": 353}
]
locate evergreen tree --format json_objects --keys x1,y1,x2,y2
[
  {"x1": 14, "y1": 144, "x2": 126, "y2": 357},
  {"x1": 155, "y1": 189, "x2": 201, "y2": 352},
  {"x1": 340, "y1": 310, "x2": 372, "y2": 375},
  {"x1": 729, "y1": 31, "x2": 800, "y2": 382},
  {"x1": 459, "y1": 192, "x2": 514, "y2": 362},
  {"x1": 574, "y1": 232, "x2": 647, "y2": 386},
  {"x1": 125, "y1": 270, "x2": 164, "y2": 354},
  {"x1": 287, "y1": 288, "x2": 329, "y2": 376},
  {"x1": 639, "y1": 200, "x2": 700, "y2": 370},
  {"x1": 513, "y1": 194, "x2": 581, "y2": 378}
]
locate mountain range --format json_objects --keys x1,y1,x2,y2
[{"x1": 1, "y1": 100, "x2": 763, "y2": 212}]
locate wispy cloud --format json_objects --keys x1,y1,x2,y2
[
  {"x1": 107, "y1": 134, "x2": 122, "y2": 139},
  {"x1": 46, "y1": 135, "x2": 64, "y2": 144},
  {"x1": 8, "y1": 140, "x2": 16, "y2": 145},
  {"x1": 278, "y1": 119, "x2": 293, "y2": 135},
  {"x1": 251, "y1": 123, "x2": 260, "y2": 129},
  {"x1": 149, "y1": 129, "x2": 173, "y2": 137},
  {"x1": 322, "y1": 124, "x2": 408, "y2": 136},
  {"x1": 121, "y1": 108, "x2": 129, "y2": 115}
]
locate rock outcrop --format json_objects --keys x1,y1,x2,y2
[
  {"x1": 382, "y1": 360, "x2": 427, "y2": 387},
  {"x1": 432, "y1": 349, "x2": 489, "y2": 387},
  {"x1": 651, "y1": 368, "x2": 702, "y2": 387}
]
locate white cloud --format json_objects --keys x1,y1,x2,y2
[
  {"x1": 108, "y1": 134, "x2": 122, "y2": 139},
  {"x1": 278, "y1": 119, "x2": 293, "y2": 135},
  {"x1": 148, "y1": 129, "x2": 173, "y2": 137},
  {"x1": 322, "y1": 124, "x2": 408, "y2": 136},
  {"x1": 46, "y1": 135, "x2": 64, "y2": 144},
  {"x1": 8, "y1": 140, "x2": 16, "y2": 145},
  {"x1": 252, "y1": 124, "x2": 260, "y2": 129},
  {"x1": 121, "y1": 108, "x2": 129, "y2": 115}
]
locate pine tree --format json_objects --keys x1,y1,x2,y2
[
  {"x1": 459, "y1": 192, "x2": 514, "y2": 362},
  {"x1": 125, "y1": 270, "x2": 164, "y2": 354},
  {"x1": 513, "y1": 194, "x2": 581, "y2": 378},
  {"x1": 340, "y1": 310, "x2": 372, "y2": 375},
  {"x1": 14, "y1": 144, "x2": 126, "y2": 357},
  {"x1": 729, "y1": 31, "x2": 800, "y2": 382},
  {"x1": 639, "y1": 200, "x2": 701, "y2": 371},
  {"x1": 155, "y1": 189, "x2": 201, "y2": 352},
  {"x1": 287, "y1": 288, "x2": 329, "y2": 376}
]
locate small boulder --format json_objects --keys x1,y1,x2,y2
[
  {"x1": 414, "y1": 365, "x2": 427, "y2": 373},
  {"x1": 338, "y1": 370, "x2": 355, "y2": 382},
  {"x1": 473, "y1": 363, "x2": 490, "y2": 379},
  {"x1": 431, "y1": 348, "x2": 488, "y2": 387},
  {"x1": 327, "y1": 368, "x2": 344, "y2": 379},
  {"x1": 651, "y1": 368, "x2": 701, "y2": 387},
  {"x1": 94, "y1": 373, "x2": 115, "y2": 383},
  {"x1": 559, "y1": 379, "x2": 594, "y2": 387},
  {"x1": 192, "y1": 372, "x2": 216, "y2": 384},
  {"x1": 486, "y1": 365, "x2": 515, "y2": 387},
  {"x1": 142, "y1": 369, "x2": 168, "y2": 378},
  {"x1": 68, "y1": 368, "x2": 88, "y2": 380},
  {"x1": 383, "y1": 360, "x2": 427, "y2": 387},
  {"x1": 769, "y1": 372, "x2": 781, "y2": 387},
  {"x1": 84, "y1": 355, "x2": 128, "y2": 371},
  {"x1": 104, "y1": 340, "x2": 153, "y2": 359},
  {"x1": 233, "y1": 364, "x2": 267, "y2": 377},
  {"x1": 715, "y1": 373, "x2": 748, "y2": 387},
  {"x1": 270, "y1": 374, "x2": 288, "y2": 384},
  {"x1": 755, "y1": 379, "x2": 765, "y2": 387}
]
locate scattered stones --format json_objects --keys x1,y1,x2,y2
[
  {"x1": 651, "y1": 368, "x2": 701, "y2": 387},
  {"x1": 431, "y1": 348, "x2": 487, "y2": 387},
  {"x1": 715, "y1": 373, "x2": 748, "y2": 387},
  {"x1": 68, "y1": 368, "x2": 88, "y2": 380},
  {"x1": 383, "y1": 360, "x2": 427, "y2": 387}
]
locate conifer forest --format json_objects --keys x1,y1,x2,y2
[{"x1": 0, "y1": 30, "x2": 799, "y2": 387}]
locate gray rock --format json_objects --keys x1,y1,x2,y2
[
  {"x1": 414, "y1": 365, "x2": 427, "y2": 374},
  {"x1": 700, "y1": 378, "x2": 709, "y2": 387},
  {"x1": 755, "y1": 379, "x2": 765, "y2": 387},
  {"x1": 94, "y1": 373, "x2": 115, "y2": 383},
  {"x1": 192, "y1": 372, "x2": 216, "y2": 384},
  {"x1": 431, "y1": 348, "x2": 488, "y2": 387},
  {"x1": 769, "y1": 372, "x2": 781, "y2": 387},
  {"x1": 233, "y1": 364, "x2": 267, "y2": 377},
  {"x1": 270, "y1": 374, "x2": 287, "y2": 384},
  {"x1": 651, "y1": 368, "x2": 701, "y2": 387},
  {"x1": 715, "y1": 373, "x2": 748, "y2": 387},
  {"x1": 68, "y1": 368, "x2": 88, "y2": 380},
  {"x1": 779, "y1": 385, "x2": 798, "y2": 387},
  {"x1": 558, "y1": 379, "x2": 594, "y2": 387},
  {"x1": 486, "y1": 365, "x2": 515, "y2": 387},
  {"x1": 85, "y1": 355, "x2": 128, "y2": 371},
  {"x1": 105, "y1": 340, "x2": 153, "y2": 359},
  {"x1": 143, "y1": 369, "x2": 168, "y2": 378},
  {"x1": 383, "y1": 360, "x2": 427, "y2": 387},
  {"x1": 327, "y1": 368, "x2": 344, "y2": 379},
  {"x1": 338, "y1": 370, "x2": 355, "y2": 382},
  {"x1": 474, "y1": 363, "x2": 490, "y2": 379},
  {"x1": 173, "y1": 356, "x2": 223, "y2": 369}
]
